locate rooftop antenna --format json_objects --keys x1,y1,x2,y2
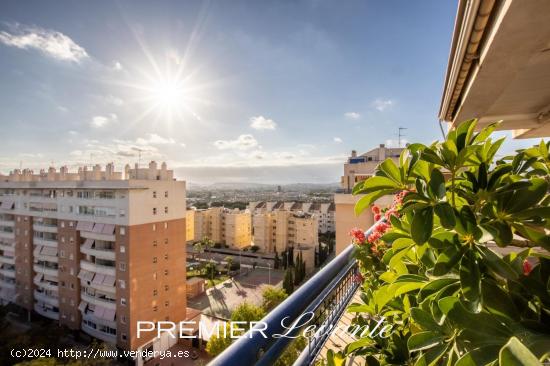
[
  {"x1": 398, "y1": 127, "x2": 407, "y2": 148},
  {"x1": 135, "y1": 148, "x2": 142, "y2": 167}
]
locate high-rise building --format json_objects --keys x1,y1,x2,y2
[
  {"x1": 334, "y1": 144, "x2": 403, "y2": 254},
  {"x1": 190, "y1": 207, "x2": 252, "y2": 249},
  {"x1": 0, "y1": 161, "x2": 187, "y2": 358}
]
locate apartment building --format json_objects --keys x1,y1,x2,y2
[
  {"x1": 334, "y1": 145, "x2": 403, "y2": 254},
  {"x1": 252, "y1": 210, "x2": 317, "y2": 272},
  {"x1": 0, "y1": 161, "x2": 187, "y2": 359},
  {"x1": 185, "y1": 209, "x2": 195, "y2": 243},
  {"x1": 248, "y1": 201, "x2": 335, "y2": 233},
  {"x1": 189, "y1": 207, "x2": 252, "y2": 249}
]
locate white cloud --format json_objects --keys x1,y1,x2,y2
[
  {"x1": 91, "y1": 113, "x2": 117, "y2": 128},
  {"x1": 112, "y1": 61, "x2": 123, "y2": 71},
  {"x1": 68, "y1": 130, "x2": 78, "y2": 136},
  {"x1": 250, "y1": 115, "x2": 277, "y2": 130},
  {"x1": 333, "y1": 137, "x2": 343, "y2": 143},
  {"x1": 103, "y1": 95, "x2": 124, "y2": 106},
  {"x1": 0, "y1": 24, "x2": 88, "y2": 63},
  {"x1": 214, "y1": 134, "x2": 258, "y2": 150},
  {"x1": 344, "y1": 112, "x2": 360, "y2": 120},
  {"x1": 57, "y1": 106, "x2": 68, "y2": 113},
  {"x1": 136, "y1": 134, "x2": 176, "y2": 145},
  {"x1": 372, "y1": 98, "x2": 394, "y2": 111}
]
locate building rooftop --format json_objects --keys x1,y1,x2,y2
[{"x1": 0, "y1": 161, "x2": 175, "y2": 183}]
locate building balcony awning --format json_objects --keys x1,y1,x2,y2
[
  {"x1": 439, "y1": 0, "x2": 550, "y2": 138},
  {"x1": 78, "y1": 269, "x2": 94, "y2": 282},
  {"x1": 76, "y1": 221, "x2": 94, "y2": 232},
  {"x1": 0, "y1": 200, "x2": 14, "y2": 210}
]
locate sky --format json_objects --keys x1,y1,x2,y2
[{"x1": 0, "y1": 0, "x2": 541, "y2": 184}]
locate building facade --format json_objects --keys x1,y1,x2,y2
[
  {"x1": 334, "y1": 145, "x2": 403, "y2": 254},
  {"x1": 189, "y1": 207, "x2": 252, "y2": 249},
  {"x1": 248, "y1": 201, "x2": 335, "y2": 233},
  {"x1": 0, "y1": 161, "x2": 187, "y2": 358}
]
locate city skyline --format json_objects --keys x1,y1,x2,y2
[{"x1": 0, "y1": 0, "x2": 541, "y2": 184}]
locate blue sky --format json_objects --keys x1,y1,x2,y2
[{"x1": 0, "y1": 0, "x2": 539, "y2": 184}]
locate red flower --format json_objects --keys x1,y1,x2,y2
[
  {"x1": 367, "y1": 231, "x2": 382, "y2": 243},
  {"x1": 349, "y1": 228, "x2": 366, "y2": 244},
  {"x1": 353, "y1": 273, "x2": 365, "y2": 284},
  {"x1": 523, "y1": 260, "x2": 533, "y2": 276},
  {"x1": 374, "y1": 213, "x2": 382, "y2": 221},
  {"x1": 372, "y1": 205, "x2": 381, "y2": 215}
]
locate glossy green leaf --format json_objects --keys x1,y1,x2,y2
[
  {"x1": 429, "y1": 169, "x2": 446, "y2": 199},
  {"x1": 411, "y1": 206, "x2": 434, "y2": 244},
  {"x1": 459, "y1": 251, "x2": 481, "y2": 311},
  {"x1": 434, "y1": 202, "x2": 456, "y2": 229},
  {"x1": 499, "y1": 337, "x2": 542, "y2": 366},
  {"x1": 477, "y1": 246, "x2": 518, "y2": 280},
  {"x1": 408, "y1": 331, "x2": 446, "y2": 352}
]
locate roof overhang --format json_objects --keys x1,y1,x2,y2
[{"x1": 439, "y1": 0, "x2": 550, "y2": 138}]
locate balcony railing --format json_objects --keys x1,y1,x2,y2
[{"x1": 211, "y1": 222, "x2": 380, "y2": 366}]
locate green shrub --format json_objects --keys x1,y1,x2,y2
[{"x1": 344, "y1": 120, "x2": 549, "y2": 365}]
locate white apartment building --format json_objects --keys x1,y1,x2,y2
[{"x1": 0, "y1": 161, "x2": 188, "y2": 360}]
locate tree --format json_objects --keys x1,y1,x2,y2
[
  {"x1": 274, "y1": 249, "x2": 280, "y2": 269},
  {"x1": 203, "y1": 261, "x2": 216, "y2": 281},
  {"x1": 231, "y1": 303, "x2": 266, "y2": 332},
  {"x1": 224, "y1": 256, "x2": 234, "y2": 272},
  {"x1": 283, "y1": 268, "x2": 294, "y2": 295},
  {"x1": 200, "y1": 236, "x2": 214, "y2": 261},
  {"x1": 262, "y1": 286, "x2": 288, "y2": 311},
  {"x1": 205, "y1": 324, "x2": 233, "y2": 357}
]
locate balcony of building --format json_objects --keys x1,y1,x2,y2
[
  {"x1": 81, "y1": 318, "x2": 117, "y2": 344},
  {"x1": 33, "y1": 261, "x2": 58, "y2": 277},
  {"x1": 34, "y1": 288, "x2": 59, "y2": 307},
  {"x1": 0, "y1": 240, "x2": 14, "y2": 252},
  {"x1": 0, "y1": 264, "x2": 16, "y2": 278},
  {"x1": 80, "y1": 239, "x2": 115, "y2": 261},
  {"x1": 80, "y1": 302, "x2": 117, "y2": 329},
  {"x1": 78, "y1": 222, "x2": 116, "y2": 242},
  {"x1": 0, "y1": 275, "x2": 16, "y2": 290},
  {"x1": 32, "y1": 231, "x2": 58, "y2": 247},
  {"x1": 33, "y1": 273, "x2": 59, "y2": 292},
  {"x1": 80, "y1": 258, "x2": 116, "y2": 277},
  {"x1": 32, "y1": 218, "x2": 58, "y2": 234},
  {"x1": 34, "y1": 302, "x2": 60, "y2": 321},
  {"x1": 0, "y1": 287, "x2": 16, "y2": 304},
  {"x1": 0, "y1": 214, "x2": 15, "y2": 228},
  {"x1": 0, "y1": 228, "x2": 15, "y2": 240},
  {"x1": 0, "y1": 253, "x2": 15, "y2": 266},
  {"x1": 78, "y1": 268, "x2": 116, "y2": 295},
  {"x1": 33, "y1": 245, "x2": 58, "y2": 263},
  {"x1": 80, "y1": 287, "x2": 117, "y2": 310}
]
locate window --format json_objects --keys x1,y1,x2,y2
[
  {"x1": 164, "y1": 285, "x2": 169, "y2": 291},
  {"x1": 119, "y1": 209, "x2": 126, "y2": 217},
  {"x1": 164, "y1": 301, "x2": 169, "y2": 307},
  {"x1": 120, "y1": 246, "x2": 125, "y2": 253},
  {"x1": 164, "y1": 222, "x2": 168, "y2": 229},
  {"x1": 164, "y1": 269, "x2": 169, "y2": 276},
  {"x1": 164, "y1": 207, "x2": 168, "y2": 214},
  {"x1": 118, "y1": 280, "x2": 126, "y2": 289},
  {"x1": 164, "y1": 254, "x2": 168, "y2": 260},
  {"x1": 152, "y1": 224, "x2": 156, "y2": 231},
  {"x1": 164, "y1": 191, "x2": 168, "y2": 198},
  {"x1": 153, "y1": 305, "x2": 158, "y2": 312},
  {"x1": 164, "y1": 239, "x2": 168, "y2": 245},
  {"x1": 153, "y1": 191, "x2": 157, "y2": 198},
  {"x1": 121, "y1": 316, "x2": 126, "y2": 324},
  {"x1": 120, "y1": 227, "x2": 126, "y2": 235},
  {"x1": 60, "y1": 250, "x2": 65, "y2": 258},
  {"x1": 61, "y1": 221, "x2": 65, "y2": 228},
  {"x1": 153, "y1": 272, "x2": 157, "y2": 280},
  {"x1": 153, "y1": 208, "x2": 157, "y2": 215},
  {"x1": 153, "y1": 257, "x2": 157, "y2": 263},
  {"x1": 152, "y1": 240, "x2": 157, "y2": 247},
  {"x1": 120, "y1": 298, "x2": 127, "y2": 306},
  {"x1": 119, "y1": 262, "x2": 126, "y2": 271},
  {"x1": 121, "y1": 333, "x2": 127, "y2": 341},
  {"x1": 153, "y1": 289, "x2": 157, "y2": 296}
]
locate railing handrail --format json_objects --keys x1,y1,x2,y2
[{"x1": 210, "y1": 221, "x2": 379, "y2": 366}]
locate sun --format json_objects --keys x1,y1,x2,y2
[{"x1": 149, "y1": 78, "x2": 186, "y2": 110}]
